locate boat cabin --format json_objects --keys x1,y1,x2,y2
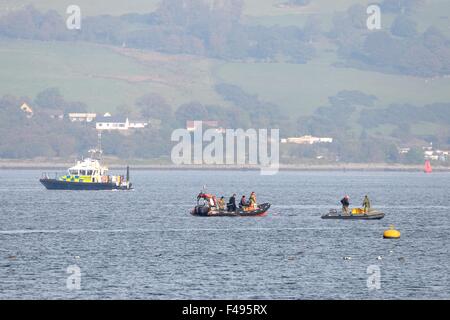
[
  {"x1": 67, "y1": 158, "x2": 108, "y2": 176},
  {"x1": 59, "y1": 158, "x2": 110, "y2": 183}
]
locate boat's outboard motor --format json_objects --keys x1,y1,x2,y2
[{"x1": 194, "y1": 205, "x2": 210, "y2": 216}]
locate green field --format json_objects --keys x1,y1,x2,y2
[
  {"x1": 0, "y1": 40, "x2": 226, "y2": 113},
  {"x1": 0, "y1": 0, "x2": 301, "y2": 17},
  {"x1": 0, "y1": 0, "x2": 160, "y2": 17},
  {"x1": 214, "y1": 54, "x2": 450, "y2": 117},
  {"x1": 2, "y1": 36, "x2": 450, "y2": 118},
  {"x1": 1, "y1": 0, "x2": 450, "y2": 118}
]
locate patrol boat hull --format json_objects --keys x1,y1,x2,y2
[{"x1": 39, "y1": 178, "x2": 131, "y2": 190}]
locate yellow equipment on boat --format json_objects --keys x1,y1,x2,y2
[
  {"x1": 351, "y1": 208, "x2": 364, "y2": 215},
  {"x1": 383, "y1": 225, "x2": 401, "y2": 239}
]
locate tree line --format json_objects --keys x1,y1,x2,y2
[
  {"x1": 330, "y1": 2, "x2": 450, "y2": 77},
  {"x1": 0, "y1": 1, "x2": 315, "y2": 63},
  {"x1": 1, "y1": 85, "x2": 448, "y2": 164},
  {"x1": 1, "y1": 1, "x2": 449, "y2": 77}
]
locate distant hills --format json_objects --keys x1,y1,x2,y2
[{"x1": 0, "y1": 0, "x2": 450, "y2": 163}]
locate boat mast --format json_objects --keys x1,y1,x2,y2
[
  {"x1": 97, "y1": 132, "x2": 103, "y2": 160},
  {"x1": 87, "y1": 132, "x2": 103, "y2": 160}
]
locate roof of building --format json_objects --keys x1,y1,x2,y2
[
  {"x1": 96, "y1": 116, "x2": 128, "y2": 123},
  {"x1": 96, "y1": 116, "x2": 148, "y2": 123}
]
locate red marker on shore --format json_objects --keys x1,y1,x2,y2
[{"x1": 424, "y1": 160, "x2": 432, "y2": 174}]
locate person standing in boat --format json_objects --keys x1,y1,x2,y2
[
  {"x1": 341, "y1": 195, "x2": 350, "y2": 215},
  {"x1": 362, "y1": 195, "x2": 371, "y2": 213},
  {"x1": 227, "y1": 194, "x2": 237, "y2": 212},
  {"x1": 249, "y1": 192, "x2": 257, "y2": 210}
]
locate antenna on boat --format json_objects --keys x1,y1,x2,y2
[
  {"x1": 87, "y1": 132, "x2": 103, "y2": 160},
  {"x1": 97, "y1": 132, "x2": 103, "y2": 159}
]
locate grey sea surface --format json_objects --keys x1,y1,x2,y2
[{"x1": 0, "y1": 169, "x2": 449, "y2": 299}]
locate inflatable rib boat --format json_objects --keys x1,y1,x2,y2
[
  {"x1": 191, "y1": 203, "x2": 271, "y2": 217},
  {"x1": 322, "y1": 208, "x2": 385, "y2": 220}
]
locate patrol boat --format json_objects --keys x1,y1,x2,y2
[{"x1": 39, "y1": 148, "x2": 132, "y2": 191}]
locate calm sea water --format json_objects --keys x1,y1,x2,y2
[{"x1": 0, "y1": 169, "x2": 449, "y2": 299}]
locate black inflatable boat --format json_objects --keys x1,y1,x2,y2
[{"x1": 191, "y1": 203, "x2": 271, "y2": 217}]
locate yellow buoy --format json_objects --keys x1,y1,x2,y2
[{"x1": 383, "y1": 225, "x2": 400, "y2": 239}]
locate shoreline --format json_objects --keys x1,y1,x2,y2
[{"x1": 1, "y1": 160, "x2": 449, "y2": 172}]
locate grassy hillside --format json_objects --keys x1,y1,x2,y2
[
  {"x1": 2, "y1": 36, "x2": 450, "y2": 119},
  {"x1": 0, "y1": 0, "x2": 160, "y2": 17},
  {"x1": 0, "y1": 39, "x2": 225, "y2": 113},
  {"x1": 214, "y1": 53, "x2": 450, "y2": 117},
  {"x1": 0, "y1": 0, "x2": 322, "y2": 17},
  {"x1": 1, "y1": 0, "x2": 450, "y2": 118}
]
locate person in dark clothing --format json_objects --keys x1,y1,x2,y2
[
  {"x1": 341, "y1": 195, "x2": 350, "y2": 214},
  {"x1": 227, "y1": 194, "x2": 237, "y2": 212},
  {"x1": 239, "y1": 195, "x2": 248, "y2": 209}
]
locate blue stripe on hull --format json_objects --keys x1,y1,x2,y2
[{"x1": 39, "y1": 179, "x2": 129, "y2": 190}]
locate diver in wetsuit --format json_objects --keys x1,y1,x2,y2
[
  {"x1": 227, "y1": 194, "x2": 237, "y2": 212},
  {"x1": 341, "y1": 195, "x2": 350, "y2": 215}
]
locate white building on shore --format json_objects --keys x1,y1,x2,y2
[
  {"x1": 68, "y1": 113, "x2": 97, "y2": 122},
  {"x1": 281, "y1": 135, "x2": 333, "y2": 145},
  {"x1": 96, "y1": 116, "x2": 148, "y2": 131}
]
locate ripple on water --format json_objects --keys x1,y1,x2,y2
[{"x1": 0, "y1": 170, "x2": 449, "y2": 299}]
